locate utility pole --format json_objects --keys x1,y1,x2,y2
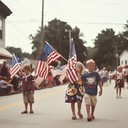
[
  {"x1": 40, "y1": 0, "x2": 44, "y2": 50},
  {"x1": 114, "y1": 45, "x2": 119, "y2": 67},
  {"x1": 115, "y1": 45, "x2": 119, "y2": 67},
  {"x1": 69, "y1": 30, "x2": 71, "y2": 43}
]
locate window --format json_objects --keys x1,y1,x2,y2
[
  {"x1": 125, "y1": 60, "x2": 127, "y2": 65},
  {"x1": 122, "y1": 60, "x2": 123, "y2": 65},
  {"x1": 0, "y1": 19, "x2": 3, "y2": 39}
]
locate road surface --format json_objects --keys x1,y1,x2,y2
[{"x1": 0, "y1": 80, "x2": 128, "y2": 128}]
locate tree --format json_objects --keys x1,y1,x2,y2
[
  {"x1": 6, "y1": 46, "x2": 33, "y2": 60},
  {"x1": 92, "y1": 28, "x2": 117, "y2": 70},
  {"x1": 30, "y1": 18, "x2": 87, "y2": 64},
  {"x1": 120, "y1": 20, "x2": 128, "y2": 50},
  {"x1": 6, "y1": 46, "x2": 23, "y2": 57}
]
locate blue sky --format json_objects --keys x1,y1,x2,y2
[{"x1": 2, "y1": 0, "x2": 128, "y2": 53}]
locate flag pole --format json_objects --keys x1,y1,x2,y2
[{"x1": 45, "y1": 41, "x2": 68, "y2": 62}]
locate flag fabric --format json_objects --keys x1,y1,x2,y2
[
  {"x1": 47, "y1": 51, "x2": 60, "y2": 65},
  {"x1": 35, "y1": 61, "x2": 48, "y2": 79},
  {"x1": 10, "y1": 53, "x2": 21, "y2": 79},
  {"x1": 66, "y1": 39, "x2": 78, "y2": 83},
  {"x1": 35, "y1": 42, "x2": 60, "y2": 78},
  {"x1": 45, "y1": 42, "x2": 60, "y2": 65}
]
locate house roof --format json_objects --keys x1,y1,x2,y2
[
  {"x1": 119, "y1": 50, "x2": 128, "y2": 58},
  {"x1": 0, "y1": 1, "x2": 12, "y2": 18}
]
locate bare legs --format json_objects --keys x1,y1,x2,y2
[
  {"x1": 71, "y1": 101, "x2": 83, "y2": 120},
  {"x1": 25, "y1": 103, "x2": 28, "y2": 112},
  {"x1": 29, "y1": 103, "x2": 33, "y2": 112},
  {"x1": 71, "y1": 102, "x2": 76, "y2": 119},
  {"x1": 86, "y1": 105, "x2": 96, "y2": 121},
  {"x1": 116, "y1": 88, "x2": 122, "y2": 98},
  {"x1": 21, "y1": 103, "x2": 33, "y2": 114},
  {"x1": 91, "y1": 106, "x2": 95, "y2": 117}
]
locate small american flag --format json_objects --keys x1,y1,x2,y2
[
  {"x1": 35, "y1": 42, "x2": 60, "y2": 79},
  {"x1": 10, "y1": 53, "x2": 21, "y2": 79},
  {"x1": 66, "y1": 39, "x2": 78, "y2": 83}
]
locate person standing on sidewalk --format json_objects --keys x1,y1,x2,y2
[{"x1": 81, "y1": 59, "x2": 103, "y2": 121}]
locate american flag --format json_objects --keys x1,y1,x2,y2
[
  {"x1": 66, "y1": 39, "x2": 78, "y2": 83},
  {"x1": 35, "y1": 61, "x2": 48, "y2": 79},
  {"x1": 47, "y1": 51, "x2": 60, "y2": 65},
  {"x1": 10, "y1": 53, "x2": 21, "y2": 79},
  {"x1": 35, "y1": 42, "x2": 60, "y2": 79}
]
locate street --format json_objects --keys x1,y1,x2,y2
[{"x1": 0, "y1": 80, "x2": 128, "y2": 128}]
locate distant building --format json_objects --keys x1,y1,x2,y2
[
  {"x1": 120, "y1": 50, "x2": 128, "y2": 67},
  {"x1": 0, "y1": 1, "x2": 12, "y2": 59}
]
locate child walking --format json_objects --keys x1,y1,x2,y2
[
  {"x1": 21, "y1": 65, "x2": 35, "y2": 114},
  {"x1": 65, "y1": 62, "x2": 84, "y2": 120},
  {"x1": 81, "y1": 59, "x2": 102, "y2": 121},
  {"x1": 124, "y1": 65, "x2": 128, "y2": 89},
  {"x1": 114, "y1": 66, "x2": 124, "y2": 98}
]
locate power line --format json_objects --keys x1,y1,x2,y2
[
  {"x1": 67, "y1": 22, "x2": 125, "y2": 26},
  {"x1": 7, "y1": 19, "x2": 126, "y2": 26},
  {"x1": 7, "y1": 21, "x2": 29, "y2": 38},
  {"x1": 83, "y1": 0, "x2": 128, "y2": 6}
]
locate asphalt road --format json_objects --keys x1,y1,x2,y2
[{"x1": 0, "y1": 80, "x2": 128, "y2": 128}]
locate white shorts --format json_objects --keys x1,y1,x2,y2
[{"x1": 84, "y1": 93, "x2": 97, "y2": 106}]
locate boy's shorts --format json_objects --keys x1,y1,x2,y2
[
  {"x1": 84, "y1": 93, "x2": 97, "y2": 106},
  {"x1": 23, "y1": 94, "x2": 34, "y2": 104}
]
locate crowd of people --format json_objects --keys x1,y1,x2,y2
[{"x1": 0, "y1": 61, "x2": 67, "y2": 96}]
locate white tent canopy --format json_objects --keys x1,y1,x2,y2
[{"x1": 0, "y1": 47, "x2": 12, "y2": 59}]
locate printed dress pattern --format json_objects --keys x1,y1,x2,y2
[
  {"x1": 115, "y1": 72, "x2": 124, "y2": 88},
  {"x1": 65, "y1": 81, "x2": 84, "y2": 103}
]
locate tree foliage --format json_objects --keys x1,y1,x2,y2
[
  {"x1": 90, "y1": 22, "x2": 128, "y2": 70},
  {"x1": 92, "y1": 29, "x2": 117, "y2": 70},
  {"x1": 6, "y1": 46, "x2": 33, "y2": 60}
]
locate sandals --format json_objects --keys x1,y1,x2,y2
[
  {"x1": 29, "y1": 111, "x2": 34, "y2": 114},
  {"x1": 78, "y1": 113, "x2": 83, "y2": 119},
  {"x1": 87, "y1": 117, "x2": 92, "y2": 122},
  {"x1": 87, "y1": 115, "x2": 95, "y2": 121},
  {"x1": 21, "y1": 111, "x2": 28, "y2": 114},
  {"x1": 21, "y1": 111, "x2": 34, "y2": 114},
  {"x1": 90, "y1": 115, "x2": 95, "y2": 119},
  {"x1": 72, "y1": 115, "x2": 77, "y2": 120}
]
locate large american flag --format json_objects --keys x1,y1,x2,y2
[
  {"x1": 66, "y1": 39, "x2": 78, "y2": 83},
  {"x1": 10, "y1": 53, "x2": 21, "y2": 79},
  {"x1": 35, "y1": 42, "x2": 60, "y2": 79},
  {"x1": 35, "y1": 61, "x2": 48, "y2": 79}
]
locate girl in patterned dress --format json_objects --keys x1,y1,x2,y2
[
  {"x1": 114, "y1": 66, "x2": 125, "y2": 98},
  {"x1": 65, "y1": 62, "x2": 85, "y2": 120}
]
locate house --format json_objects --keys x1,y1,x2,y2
[
  {"x1": 120, "y1": 50, "x2": 128, "y2": 67},
  {"x1": 0, "y1": 1, "x2": 12, "y2": 59}
]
